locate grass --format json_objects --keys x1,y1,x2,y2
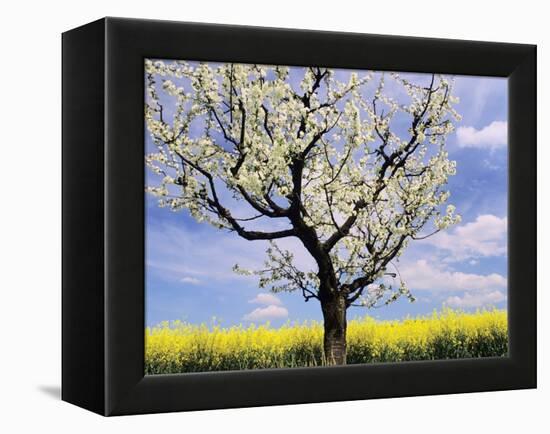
[{"x1": 145, "y1": 308, "x2": 507, "y2": 374}]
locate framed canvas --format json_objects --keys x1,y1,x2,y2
[{"x1": 62, "y1": 17, "x2": 536, "y2": 416}]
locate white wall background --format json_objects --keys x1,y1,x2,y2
[{"x1": 0, "y1": 1, "x2": 546, "y2": 432}]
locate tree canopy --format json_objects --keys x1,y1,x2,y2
[{"x1": 145, "y1": 60, "x2": 461, "y2": 310}]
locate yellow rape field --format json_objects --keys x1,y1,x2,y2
[{"x1": 145, "y1": 308, "x2": 507, "y2": 374}]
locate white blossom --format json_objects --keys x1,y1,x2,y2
[{"x1": 145, "y1": 60, "x2": 461, "y2": 309}]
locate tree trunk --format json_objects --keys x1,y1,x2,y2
[{"x1": 321, "y1": 295, "x2": 347, "y2": 365}]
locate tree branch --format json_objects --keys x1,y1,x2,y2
[{"x1": 176, "y1": 151, "x2": 296, "y2": 241}]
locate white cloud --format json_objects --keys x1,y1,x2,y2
[
  {"x1": 244, "y1": 293, "x2": 288, "y2": 322},
  {"x1": 456, "y1": 120, "x2": 507, "y2": 150},
  {"x1": 482, "y1": 159, "x2": 500, "y2": 171},
  {"x1": 249, "y1": 293, "x2": 283, "y2": 306},
  {"x1": 242, "y1": 305, "x2": 289, "y2": 322},
  {"x1": 424, "y1": 214, "x2": 507, "y2": 260},
  {"x1": 452, "y1": 76, "x2": 506, "y2": 124},
  {"x1": 399, "y1": 259, "x2": 507, "y2": 292},
  {"x1": 180, "y1": 276, "x2": 200, "y2": 285},
  {"x1": 445, "y1": 290, "x2": 507, "y2": 308}
]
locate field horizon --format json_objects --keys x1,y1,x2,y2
[{"x1": 145, "y1": 308, "x2": 508, "y2": 374}]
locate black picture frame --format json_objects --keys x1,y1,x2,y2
[{"x1": 62, "y1": 17, "x2": 536, "y2": 416}]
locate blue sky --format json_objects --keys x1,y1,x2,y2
[{"x1": 145, "y1": 62, "x2": 508, "y2": 328}]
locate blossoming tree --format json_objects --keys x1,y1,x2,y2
[{"x1": 145, "y1": 60, "x2": 461, "y2": 365}]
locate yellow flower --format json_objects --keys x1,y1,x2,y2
[{"x1": 145, "y1": 309, "x2": 507, "y2": 374}]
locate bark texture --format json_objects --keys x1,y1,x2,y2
[{"x1": 321, "y1": 294, "x2": 347, "y2": 365}]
